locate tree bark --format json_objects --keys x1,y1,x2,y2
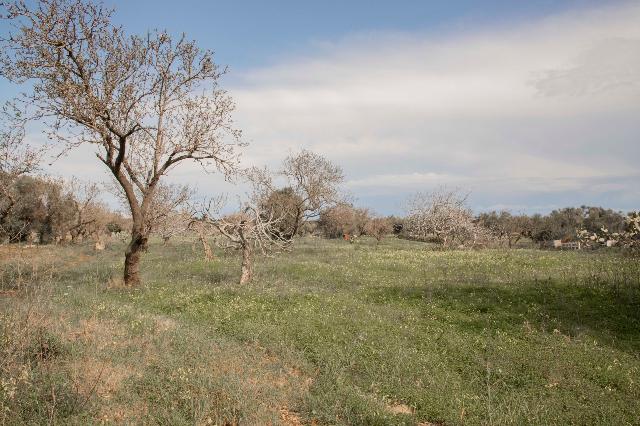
[
  {"x1": 123, "y1": 229, "x2": 148, "y2": 286},
  {"x1": 199, "y1": 233, "x2": 214, "y2": 261},
  {"x1": 239, "y1": 243, "x2": 253, "y2": 284},
  {"x1": 287, "y1": 206, "x2": 304, "y2": 240}
]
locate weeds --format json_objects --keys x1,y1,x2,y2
[{"x1": 1, "y1": 238, "x2": 639, "y2": 424}]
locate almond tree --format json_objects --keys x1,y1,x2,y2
[
  {"x1": 65, "y1": 178, "x2": 100, "y2": 242},
  {"x1": 364, "y1": 217, "x2": 392, "y2": 245},
  {"x1": 155, "y1": 210, "x2": 192, "y2": 246},
  {"x1": 239, "y1": 154, "x2": 344, "y2": 241},
  {"x1": 188, "y1": 219, "x2": 215, "y2": 261},
  {"x1": 1, "y1": 0, "x2": 243, "y2": 285},
  {"x1": 406, "y1": 187, "x2": 491, "y2": 248},
  {"x1": 143, "y1": 183, "x2": 192, "y2": 244},
  {"x1": 197, "y1": 200, "x2": 288, "y2": 284},
  {"x1": 195, "y1": 170, "x2": 289, "y2": 284},
  {"x1": 279, "y1": 149, "x2": 344, "y2": 239}
]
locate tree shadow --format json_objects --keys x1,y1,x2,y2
[{"x1": 366, "y1": 277, "x2": 640, "y2": 353}]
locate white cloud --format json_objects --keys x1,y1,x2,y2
[
  {"x1": 227, "y1": 1, "x2": 640, "y2": 213},
  {"x1": 38, "y1": 1, "x2": 640, "y2": 214}
]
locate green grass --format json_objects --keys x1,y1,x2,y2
[{"x1": 1, "y1": 237, "x2": 639, "y2": 425}]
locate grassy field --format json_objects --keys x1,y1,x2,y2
[{"x1": 1, "y1": 237, "x2": 639, "y2": 425}]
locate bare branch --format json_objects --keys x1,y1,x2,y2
[{"x1": 1, "y1": 0, "x2": 244, "y2": 285}]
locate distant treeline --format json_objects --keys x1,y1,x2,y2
[
  {"x1": 0, "y1": 173, "x2": 128, "y2": 244},
  {"x1": 0, "y1": 172, "x2": 630, "y2": 248},
  {"x1": 475, "y1": 207, "x2": 628, "y2": 243},
  {"x1": 313, "y1": 202, "x2": 629, "y2": 245}
]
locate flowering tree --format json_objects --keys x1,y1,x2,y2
[
  {"x1": 279, "y1": 149, "x2": 344, "y2": 238},
  {"x1": 405, "y1": 187, "x2": 491, "y2": 248},
  {"x1": 1, "y1": 0, "x2": 243, "y2": 285}
]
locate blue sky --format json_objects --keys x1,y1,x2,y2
[
  {"x1": 109, "y1": 0, "x2": 607, "y2": 69},
  {"x1": 1, "y1": 0, "x2": 638, "y2": 215}
]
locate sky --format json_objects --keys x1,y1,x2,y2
[{"x1": 1, "y1": 0, "x2": 639, "y2": 215}]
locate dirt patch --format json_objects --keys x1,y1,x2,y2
[
  {"x1": 67, "y1": 317, "x2": 126, "y2": 349},
  {"x1": 106, "y1": 276, "x2": 127, "y2": 289},
  {"x1": 98, "y1": 400, "x2": 149, "y2": 424},
  {"x1": 280, "y1": 407, "x2": 303, "y2": 426},
  {"x1": 69, "y1": 357, "x2": 132, "y2": 400},
  {"x1": 154, "y1": 315, "x2": 178, "y2": 333},
  {"x1": 386, "y1": 402, "x2": 414, "y2": 415},
  {"x1": 64, "y1": 252, "x2": 92, "y2": 269}
]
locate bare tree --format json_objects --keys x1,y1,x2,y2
[
  {"x1": 406, "y1": 187, "x2": 491, "y2": 248},
  {"x1": 279, "y1": 149, "x2": 344, "y2": 239},
  {"x1": 364, "y1": 217, "x2": 392, "y2": 245},
  {"x1": 197, "y1": 200, "x2": 288, "y2": 284},
  {"x1": 1, "y1": 0, "x2": 243, "y2": 285},
  {"x1": 318, "y1": 203, "x2": 369, "y2": 239},
  {"x1": 194, "y1": 170, "x2": 289, "y2": 284},
  {"x1": 65, "y1": 177, "x2": 100, "y2": 242},
  {"x1": 188, "y1": 219, "x2": 215, "y2": 261},
  {"x1": 476, "y1": 211, "x2": 533, "y2": 248},
  {"x1": 143, "y1": 183, "x2": 192, "y2": 241},
  {"x1": 155, "y1": 210, "x2": 192, "y2": 245}
]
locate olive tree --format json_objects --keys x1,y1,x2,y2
[
  {"x1": 0, "y1": 117, "x2": 40, "y2": 229},
  {"x1": 258, "y1": 187, "x2": 304, "y2": 240},
  {"x1": 1, "y1": 0, "x2": 243, "y2": 285}
]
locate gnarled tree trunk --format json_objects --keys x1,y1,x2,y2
[
  {"x1": 239, "y1": 243, "x2": 253, "y2": 285},
  {"x1": 198, "y1": 232, "x2": 214, "y2": 261},
  {"x1": 124, "y1": 229, "x2": 148, "y2": 287}
]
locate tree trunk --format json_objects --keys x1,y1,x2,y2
[
  {"x1": 288, "y1": 207, "x2": 304, "y2": 240},
  {"x1": 123, "y1": 230, "x2": 148, "y2": 286},
  {"x1": 239, "y1": 243, "x2": 253, "y2": 284},
  {"x1": 199, "y1": 233, "x2": 214, "y2": 261}
]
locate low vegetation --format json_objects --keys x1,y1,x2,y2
[
  {"x1": 1, "y1": 237, "x2": 639, "y2": 425},
  {"x1": 0, "y1": 2, "x2": 637, "y2": 424}
]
